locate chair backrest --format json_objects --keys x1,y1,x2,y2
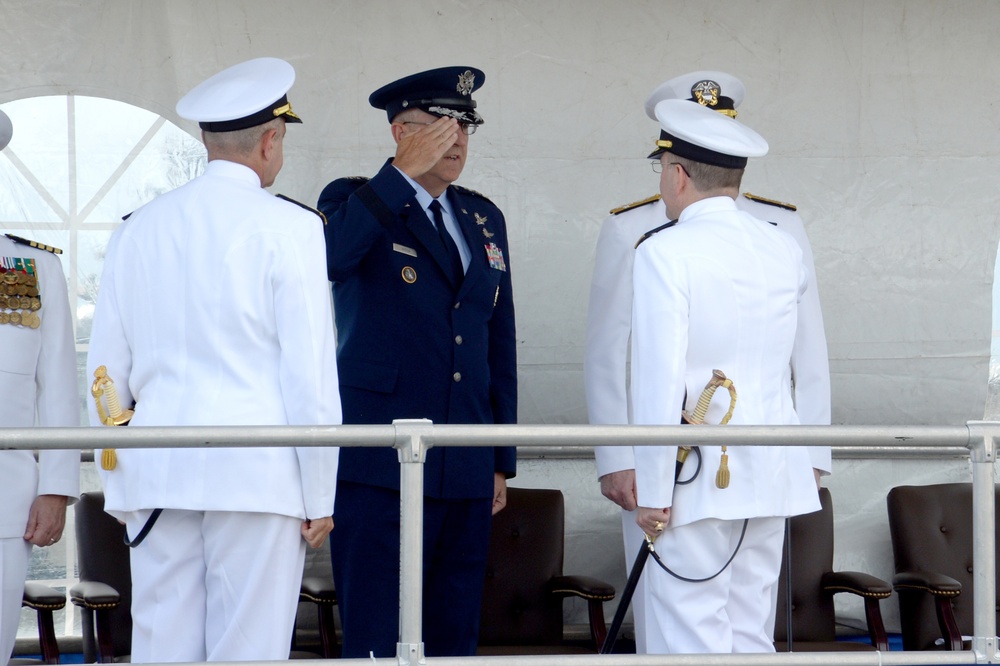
[
  {"x1": 887, "y1": 483, "x2": 1000, "y2": 651},
  {"x1": 478, "y1": 487, "x2": 565, "y2": 647},
  {"x1": 773, "y1": 487, "x2": 836, "y2": 645},
  {"x1": 75, "y1": 491, "x2": 132, "y2": 661}
]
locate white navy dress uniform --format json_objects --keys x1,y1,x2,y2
[
  {"x1": 585, "y1": 73, "x2": 831, "y2": 652},
  {"x1": 0, "y1": 110, "x2": 80, "y2": 666},
  {"x1": 86, "y1": 58, "x2": 341, "y2": 663},
  {"x1": 630, "y1": 99, "x2": 820, "y2": 654}
]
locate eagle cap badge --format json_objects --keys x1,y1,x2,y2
[{"x1": 457, "y1": 70, "x2": 476, "y2": 96}]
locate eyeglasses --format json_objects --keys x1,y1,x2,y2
[
  {"x1": 400, "y1": 120, "x2": 477, "y2": 135},
  {"x1": 650, "y1": 160, "x2": 690, "y2": 177}
]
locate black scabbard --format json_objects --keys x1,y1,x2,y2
[{"x1": 600, "y1": 538, "x2": 651, "y2": 654}]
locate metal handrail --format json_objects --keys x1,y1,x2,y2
[{"x1": 2, "y1": 421, "x2": 996, "y2": 665}]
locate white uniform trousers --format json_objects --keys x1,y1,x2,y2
[
  {"x1": 618, "y1": 509, "x2": 648, "y2": 653},
  {"x1": 127, "y1": 509, "x2": 305, "y2": 663},
  {"x1": 0, "y1": 538, "x2": 31, "y2": 666},
  {"x1": 643, "y1": 515, "x2": 785, "y2": 654}
]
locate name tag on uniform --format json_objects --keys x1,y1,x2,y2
[
  {"x1": 484, "y1": 243, "x2": 506, "y2": 272},
  {"x1": 393, "y1": 243, "x2": 417, "y2": 257}
]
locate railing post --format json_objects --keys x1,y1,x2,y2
[
  {"x1": 967, "y1": 421, "x2": 998, "y2": 663},
  {"x1": 393, "y1": 419, "x2": 432, "y2": 666}
]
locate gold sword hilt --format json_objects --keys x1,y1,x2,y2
[
  {"x1": 91, "y1": 366, "x2": 133, "y2": 470},
  {"x1": 679, "y1": 369, "x2": 738, "y2": 489}
]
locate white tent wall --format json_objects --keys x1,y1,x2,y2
[{"x1": 3, "y1": 0, "x2": 998, "y2": 639}]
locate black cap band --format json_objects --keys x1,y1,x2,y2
[
  {"x1": 647, "y1": 130, "x2": 748, "y2": 169},
  {"x1": 199, "y1": 95, "x2": 301, "y2": 132}
]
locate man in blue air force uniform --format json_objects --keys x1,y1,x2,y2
[{"x1": 318, "y1": 67, "x2": 516, "y2": 659}]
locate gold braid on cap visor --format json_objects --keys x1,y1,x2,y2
[{"x1": 272, "y1": 102, "x2": 300, "y2": 121}]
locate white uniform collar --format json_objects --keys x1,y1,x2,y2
[
  {"x1": 678, "y1": 195, "x2": 738, "y2": 223},
  {"x1": 205, "y1": 159, "x2": 262, "y2": 187}
]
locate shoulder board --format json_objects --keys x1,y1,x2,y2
[
  {"x1": 451, "y1": 184, "x2": 495, "y2": 205},
  {"x1": 276, "y1": 194, "x2": 328, "y2": 225},
  {"x1": 634, "y1": 219, "x2": 678, "y2": 249},
  {"x1": 742, "y1": 192, "x2": 797, "y2": 211},
  {"x1": 610, "y1": 194, "x2": 661, "y2": 215},
  {"x1": 4, "y1": 234, "x2": 63, "y2": 254}
]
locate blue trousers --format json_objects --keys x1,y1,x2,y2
[{"x1": 330, "y1": 481, "x2": 493, "y2": 658}]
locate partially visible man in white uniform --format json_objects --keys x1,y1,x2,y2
[
  {"x1": 86, "y1": 58, "x2": 341, "y2": 663},
  {"x1": 585, "y1": 72, "x2": 831, "y2": 652},
  {"x1": 0, "y1": 108, "x2": 80, "y2": 666},
  {"x1": 631, "y1": 99, "x2": 820, "y2": 654}
]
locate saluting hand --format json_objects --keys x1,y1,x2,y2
[
  {"x1": 301, "y1": 516, "x2": 334, "y2": 549},
  {"x1": 393, "y1": 117, "x2": 459, "y2": 179}
]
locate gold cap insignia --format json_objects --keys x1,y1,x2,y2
[{"x1": 691, "y1": 80, "x2": 722, "y2": 107}]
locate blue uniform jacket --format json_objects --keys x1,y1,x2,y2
[{"x1": 319, "y1": 159, "x2": 517, "y2": 499}]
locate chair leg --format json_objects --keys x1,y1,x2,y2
[
  {"x1": 317, "y1": 604, "x2": 340, "y2": 658},
  {"x1": 94, "y1": 610, "x2": 116, "y2": 663},
  {"x1": 586, "y1": 599, "x2": 608, "y2": 652},
  {"x1": 36, "y1": 609, "x2": 60, "y2": 665},
  {"x1": 934, "y1": 596, "x2": 963, "y2": 651},
  {"x1": 863, "y1": 597, "x2": 889, "y2": 652}
]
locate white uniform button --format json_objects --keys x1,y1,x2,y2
[
  {"x1": 455, "y1": 335, "x2": 463, "y2": 345},
  {"x1": 453, "y1": 302, "x2": 461, "y2": 309},
  {"x1": 453, "y1": 372, "x2": 462, "y2": 382}
]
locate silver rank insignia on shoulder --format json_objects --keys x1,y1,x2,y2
[
  {"x1": 691, "y1": 80, "x2": 722, "y2": 107},
  {"x1": 457, "y1": 70, "x2": 475, "y2": 96}
]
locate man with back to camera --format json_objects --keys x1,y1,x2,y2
[
  {"x1": 631, "y1": 98, "x2": 820, "y2": 653},
  {"x1": 317, "y1": 66, "x2": 516, "y2": 659},
  {"x1": 86, "y1": 57, "x2": 341, "y2": 662},
  {"x1": 0, "y1": 108, "x2": 80, "y2": 666},
  {"x1": 585, "y1": 72, "x2": 831, "y2": 651}
]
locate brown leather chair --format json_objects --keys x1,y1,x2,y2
[
  {"x1": 887, "y1": 482, "x2": 1000, "y2": 651},
  {"x1": 12, "y1": 582, "x2": 66, "y2": 665},
  {"x1": 477, "y1": 486, "x2": 616, "y2": 655},
  {"x1": 774, "y1": 487, "x2": 891, "y2": 652},
  {"x1": 69, "y1": 491, "x2": 339, "y2": 662}
]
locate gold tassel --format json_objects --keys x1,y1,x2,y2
[
  {"x1": 715, "y1": 446, "x2": 730, "y2": 489},
  {"x1": 101, "y1": 448, "x2": 117, "y2": 471}
]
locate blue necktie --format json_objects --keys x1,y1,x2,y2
[{"x1": 429, "y1": 199, "x2": 463, "y2": 282}]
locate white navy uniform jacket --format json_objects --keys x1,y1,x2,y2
[
  {"x1": 87, "y1": 160, "x2": 341, "y2": 521},
  {"x1": 630, "y1": 196, "x2": 819, "y2": 526},
  {"x1": 0, "y1": 235, "x2": 79, "y2": 539},
  {"x1": 586, "y1": 194, "x2": 831, "y2": 480}
]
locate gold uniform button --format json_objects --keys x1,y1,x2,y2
[
  {"x1": 455, "y1": 335, "x2": 463, "y2": 345},
  {"x1": 453, "y1": 372, "x2": 462, "y2": 382}
]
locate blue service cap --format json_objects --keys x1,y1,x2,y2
[
  {"x1": 649, "y1": 98, "x2": 768, "y2": 169},
  {"x1": 644, "y1": 71, "x2": 746, "y2": 121},
  {"x1": 0, "y1": 109, "x2": 11, "y2": 151},
  {"x1": 369, "y1": 66, "x2": 485, "y2": 125},
  {"x1": 176, "y1": 57, "x2": 302, "y2": 132}
]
